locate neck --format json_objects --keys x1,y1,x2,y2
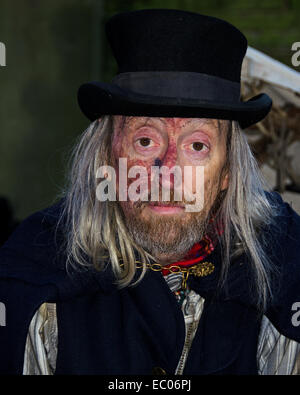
[{"x1": 153, "y1": 251, "x2": 188, "y2": 266}]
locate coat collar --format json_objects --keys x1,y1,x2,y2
[{"x1": 0, "y1": 191, "x2": 288, "y2": 305}]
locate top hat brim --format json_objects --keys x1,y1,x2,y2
[{"x1": 78, "y1": 81, "x2": 272, "y2": 130}]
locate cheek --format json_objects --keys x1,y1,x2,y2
[
  {"x1": 203, "y1": 157, "x2": 226, "y2": 196},
  {"x1": 181, "y1": 156, "x2": 225, "y2": 196},
  {"x1": 115, "y1": 156, "x2": 155, "y2": 199},
  {"x1": 119, "y1": 200, "x2": 133, "y2": 215}
]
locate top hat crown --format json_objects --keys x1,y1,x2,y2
[
  {"x1": 106, "y1": 9, "x2": 247, "y2": 82},
  {"x1": 78, "y1": 9, "x2": 272, "y2": 129}
]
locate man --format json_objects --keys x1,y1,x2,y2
[{"x1": 1, "y1": 9, "x2": 300, "y2": 375}]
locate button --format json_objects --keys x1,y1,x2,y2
[{"x1": 152, "y1": 366, "x2": 167, "y2": 375}]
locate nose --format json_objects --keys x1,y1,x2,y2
[
  {"x1": 161, "y1": 142, "x2": 177, "y2": 168},
  {"x1": 159, "y1": 143, "x2": 178, "y2": 190}
]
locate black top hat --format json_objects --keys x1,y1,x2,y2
[{"x1": 78, "y1": 9, "x2": 272, "y2": 129}]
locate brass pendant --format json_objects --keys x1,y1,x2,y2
[
  {"x1": 181, "y1": 261, "x2": 215, "y2": 289},
  {"x1": 189, "y1": 261, "x2": 215, "y2": 277}
]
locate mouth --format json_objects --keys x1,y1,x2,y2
[{"x1": 147, "y1": 202, "x2": 185, "y2": 214}]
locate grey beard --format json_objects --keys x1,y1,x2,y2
[{"x1": 125, "y1": 210, "x2": 209, "y2": 260}]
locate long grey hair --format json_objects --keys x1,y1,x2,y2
[{"x1": 59, "y1": 115, "x2": 278, "y2": 311}]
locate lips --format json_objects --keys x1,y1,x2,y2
[
  {"x1": 147, "y1": 202, "x2": 185, "y2": 214},
  {"x1": 148, "y1": 202, "x2": 185, "y2": 208}
]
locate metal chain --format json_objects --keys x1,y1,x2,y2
[{"x1": 121, "y1": 260, "x2": 214, "y2": 289}]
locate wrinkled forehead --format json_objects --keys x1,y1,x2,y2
[{"x1": 112, "y1": 115, "x2": 223, "y2": 135}]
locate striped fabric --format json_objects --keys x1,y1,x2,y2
[
  {"x1": 257, "y1": 313, "x2": 300, "y2": 374},
  {"x1": 23, "y1": 272, "x2": 300, "y2": 375},
  {"x1": 23, "y1": 303, "x2": 57, "y2": 375}
]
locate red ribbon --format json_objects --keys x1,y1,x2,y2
[{"x1": 161, "y1": 234, "x2": 217, "y2": 276}]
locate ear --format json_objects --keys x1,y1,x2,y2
[{"x1": 221, "y1": 172, "x2": 229, "y2": 191}]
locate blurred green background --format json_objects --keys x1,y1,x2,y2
[{"x1": 0, "y1": 0, "x2": 299, "y2": 221}]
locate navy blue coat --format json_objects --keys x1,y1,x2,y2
[{"x1": 0, "y1": 192, "x2": 300, "y2": 375}]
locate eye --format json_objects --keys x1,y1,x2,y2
[
  {"x1": 192, "y1": 142, "x2": 204, "y2": 151},
  {"x1": 138, "y1": 137, "x2": 152, "y2": 147},
  {"x1": 136, "y1": 137, "x2": 156, "y2": 149},
  {"x1": 190, "y1": 141, "x2": 209, "y2": 152}
]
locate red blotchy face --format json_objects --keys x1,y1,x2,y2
[{"x1": 111, "y1": 115, "x2": 229, "y2": 263}]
